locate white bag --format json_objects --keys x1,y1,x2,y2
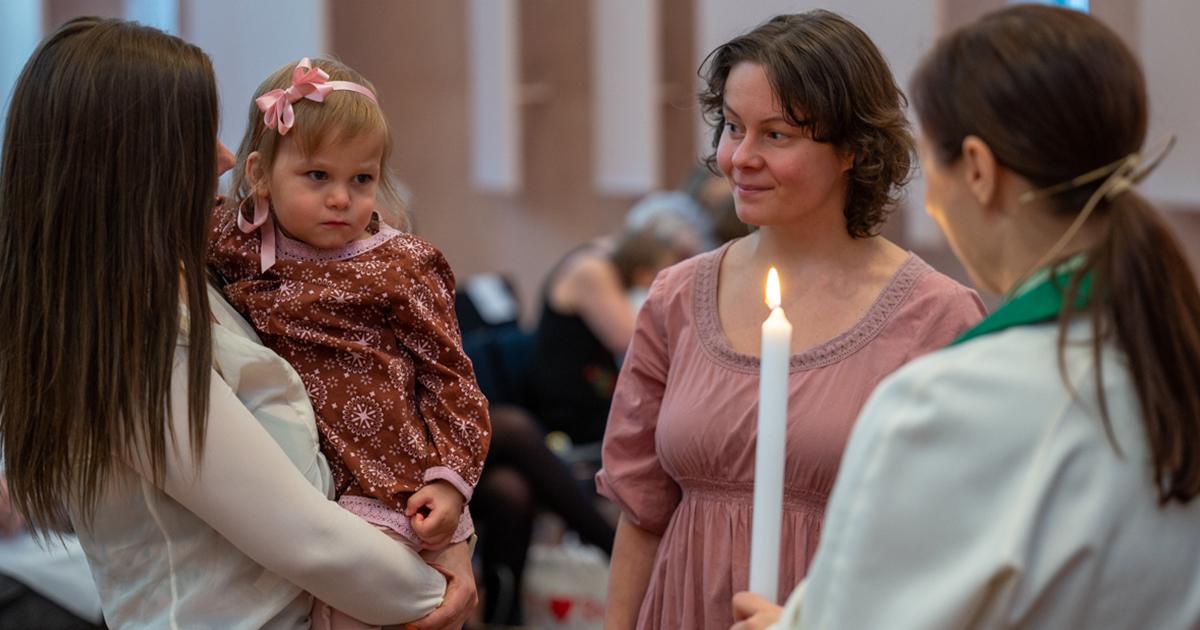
[{"x1": 521, "y1": 542, "x2": 609, "y2": 629}]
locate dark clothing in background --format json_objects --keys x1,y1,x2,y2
[{"x1": 527, "y1": 248, "x2": 620, "y2": 445}]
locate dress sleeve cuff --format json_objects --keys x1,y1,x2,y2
[
  {"x1": 423, "y1": 466, "x2": 474, "y2": 503},
  {"x1": 450, "y1": 508, "x2": 475, "y2": 544}
]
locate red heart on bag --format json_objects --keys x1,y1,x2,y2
[{"x1": 549, "y1": 597, "x2": 574, "y2": 621}]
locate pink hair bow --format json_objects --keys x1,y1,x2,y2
[{"x1": 255, "y1": 58, "x2": 378, "y2": 136}]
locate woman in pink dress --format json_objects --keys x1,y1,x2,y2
[{"x1": 596, "y1": 11, "x2": 987, "y2": 629}]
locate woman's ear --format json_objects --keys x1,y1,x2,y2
[
  {"x1": 245, "y1": 151, "x2": 269, "y2": 196},
  {"x1": 961, "y1": 136, "x2": 997, "y2": 206},
  {"x1": 840, "y1": 147, "x2": 855, "y2": 173}
]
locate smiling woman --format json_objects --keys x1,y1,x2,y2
[{"x1": 596, "y1": 10, "x2": 988, "y2": 630}]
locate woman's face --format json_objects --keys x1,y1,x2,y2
[
  {"x1": 715, "y1": 62, "x2": 852, "y2": 229},
  {"x1": 917, "y1": 131, "x2": 998, "y2": 292}
]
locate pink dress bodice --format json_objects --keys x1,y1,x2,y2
[{"x1": 597, "y1": 243, "x2": 986, "y2": 629}]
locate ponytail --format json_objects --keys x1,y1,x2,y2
[
  {"x1": 1063, "y1": 194, "x2": 1200, "y2": 503},
  {"x1": 912, "y1": 4, "x2": 1200, "y2": 505}
]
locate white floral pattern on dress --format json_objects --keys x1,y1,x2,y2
[
  {"x1": 359, "y1": 458, "x2": 400, "y2": 490},
  {"x1": 343, "y1": 396, "x2": 385, "y2": 438},
  {"x1": 339, "y1": 349, "x2": 374, "y2": 375}
]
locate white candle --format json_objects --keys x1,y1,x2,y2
[{"x1": 749, "y1": 267, "x2": 792, "y2": 603}]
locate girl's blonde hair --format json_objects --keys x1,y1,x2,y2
[{"x1": 229, "y1": 57, "x2": 410, "y2": 230}]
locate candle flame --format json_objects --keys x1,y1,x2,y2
[{"x1": 765, "y1": 267, "x2": 781, "y2": 309}]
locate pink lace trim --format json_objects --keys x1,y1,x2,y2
[
  {"x1": 692, "y1": 242, "x2": 932, "y2": 374},
  {"x1": 275, "y1": 220, "x2": 401, "y2": 263},
  {"x1": 338, "y1": 495, "x2": 475, "y2": 546}
]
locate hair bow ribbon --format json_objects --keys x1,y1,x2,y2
[{"x1": 256, "y1": 58, "x2": 335, "y2": 135}]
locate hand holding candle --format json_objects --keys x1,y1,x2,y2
[{"x1": 749, "y1": 267, "x2": 792, "y2": 603}]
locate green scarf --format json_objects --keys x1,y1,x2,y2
[{"x1": 952, "y1": 257, "x2": 1093, "y2": 346}]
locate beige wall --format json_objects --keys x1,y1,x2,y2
[
  {"x1": 330, "y1": 0, "x2": 1198, "y2": 316},
  {"x1": 331, "y1": 0, "x2": 697, "y2": 321},
  {"x1": 940, "y1": 0, "x2": 1137, "y2": 48},
  {"x1": 1164, "y1": 207, "x2": 1200, "y2": 275},
  {"x1": 17, "y1": 0, "x2": 1200, "y2": 312},
  {"x1": 44, "y1": 0, "x2": 122, "y2": 30}
]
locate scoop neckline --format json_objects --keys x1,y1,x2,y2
[{"x1": 692, "y1": 240, "x2": 930, "y2": 373}]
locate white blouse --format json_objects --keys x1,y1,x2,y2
[
  {"x1": 70, "y1": 286, "x2": 445, "y2": 629},
  {"x1": 775, "y1": 321, "x2": 1200, "y2": 629}
]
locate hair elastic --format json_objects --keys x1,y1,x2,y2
[{"x1": 1018, "y1": 135, "x2": 1176, "y2": 280}]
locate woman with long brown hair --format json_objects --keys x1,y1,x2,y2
[
  {"x1": 0, "y1": 17, "x2": 473, "y2": 629},
  {"x1": 733, "y1": 5, "x2": 1200, "y2": 629}
]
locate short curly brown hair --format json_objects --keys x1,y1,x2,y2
[{"x1": 698, "y1": 11, "x2": 914, "y2": 238}]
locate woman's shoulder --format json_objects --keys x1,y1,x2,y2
[
  {"x1": 555, "y1": 247, "x2": 621, "y2": 293},
  {"x1": 853, "y1": 330, "x2": 1033, "y2": 463},
  {"x1": 648, "y1": 243, "x2": 724, "y2": 301},
  {"x1": 873, "y1": 322, "x2": 1073, "y2": 427},
  {"x1": 887, "y1": 254, "x2": 987, "y2": 339},
  {"x1": 911, "y1": 258, "x2": 980, "y2": 297},
  {"x1": 857, "y1": 321, "x2": 1147, "y2": 533}
]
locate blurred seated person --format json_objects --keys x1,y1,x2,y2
[
  {"x1": 454, "y1": 280, "x2": 620, "y2": 625},
  {"x1": 472, "y1": 406, "x2": 618, "y2": 626},
  {"x1": 527, "y1": 193, "x2": 712, "y2": 445},
  {"x1": 683, "y1": 164, "x2": 751, "y2": 244}
]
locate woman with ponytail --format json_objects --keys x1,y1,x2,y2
[{"x1": 732, "y1": 5, "x2": 1200, "y2": 629}]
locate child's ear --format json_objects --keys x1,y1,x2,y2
[{"x1": 245, "y1": 151, "x2": 269, "y2": 196}]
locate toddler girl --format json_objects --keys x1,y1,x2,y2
[{"x1": 208, "y1": 58, "x2": 491, "y2": 629}]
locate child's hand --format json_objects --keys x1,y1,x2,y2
[{"x1": 406, "y1": 480, "x2": 464, "y2": 551}]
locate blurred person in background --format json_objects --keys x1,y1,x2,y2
[
  {"x1": 684, "y1": 165, "x2": 751, "y2": 244},
  {"x1": 471, "y1": 192, "x2": 708, "y2": 626},
  {"x1": 528, "y1": 192, "x2": 712, "y2": 448}
]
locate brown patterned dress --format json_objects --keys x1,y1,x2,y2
[{"x1": 209, "y1": 205, "x2": 490, "y2": 544}]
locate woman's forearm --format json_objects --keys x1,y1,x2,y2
[
  {"x1": 605, "y1": 514, "x2": 662, "y2": 630},
  {"x1": 410, "y1": 541, "x2": 477, "y2": 630},
  {"x1": 146, "y1": 364, "x2": 446, "y2": 624}
]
